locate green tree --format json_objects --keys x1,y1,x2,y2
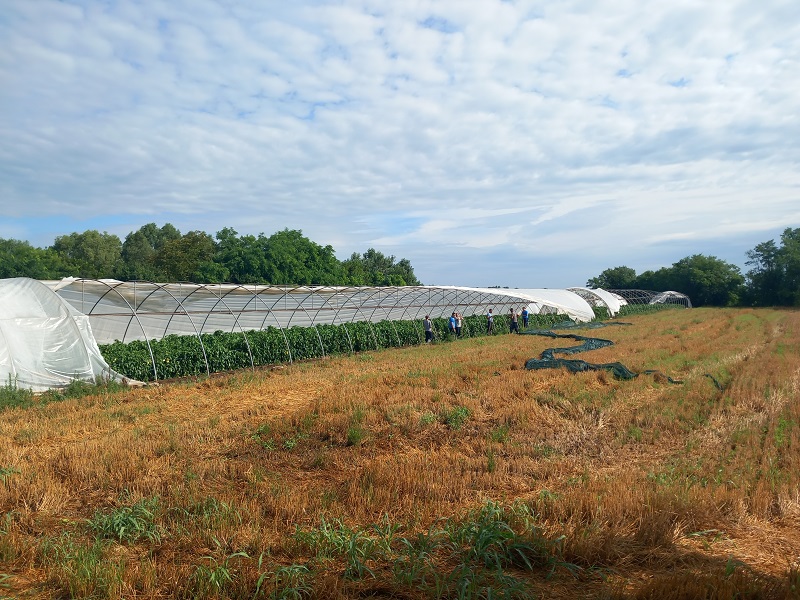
[
  {"x1": 118, "y1": 223, "x2": 182, "y2": 281},
  {"x1": 342, "y1": 248, "x2": 420, "y2": 286},
  {"x1": 0, "y1": 238, "x2": 56, "y2": 279},
  {"x1": 118, "y1": 230, "x2": 159, "y2": 280},
  {"x1": 668, "y1": 254, "x2": 744, "y2": 307},
  {"x1": 153, "y1": 231, "x2": 225, "y2": 283},
  {"x1": 214, "y1": 228, "x2": 270, "y2": 284},
  {"x1": 635, "y1": 267, "x2": 674, "y2": 292},
  {"x1": 776, "y1": 227, "x2": 800, "y2": 306},
  {"x1": 586, "y1": 266, "x2": 637, "y2": 289},
  {"x1": 744, "y1": 240, "x2": 782, "y2": 306},
  {"x1": 51, "y1": 230, "x2": 122, "y2": 278},
  {"x1": 263, "y1": 229, "x2": 343, "y2": 285},
  {"x1": 746, "y1": 228, "x2": 800, "y2": 306}
]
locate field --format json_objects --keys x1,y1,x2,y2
[{"x1": 1, "y1": 307, "x2": 799, "y2": 599}]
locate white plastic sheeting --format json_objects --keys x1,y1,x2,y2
[
  {"x1": 568, "y1": 287, "x2": 623, "y2": 316},
  {"x1": 441, "y1": 287, "x2": 596, "y2": 322},
  {"x1": 44, "y1": 279, "x2": 599, "y2": 346},
  {"x1": 0, "y1": 278, "x2": 124, "y2": 392}
]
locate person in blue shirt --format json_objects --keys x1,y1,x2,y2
[
  {"x1": 521, "y1": 307, "x2": 529, "y2": 328},
  {"x1": 449, "y1": 313, "x2": 457, "y2": 336}
]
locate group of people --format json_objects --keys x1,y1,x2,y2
[
  {"x1": 423, "y1": 312, "x2": 465, "y2": 343},
  {"x1": 423, "y1": 307, "x2": 530, "y2": 343}
]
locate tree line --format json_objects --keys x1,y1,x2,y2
[
  {"x1": 586, "y1": 227, "x2": 800, "y2": 307},
  {"x1": 0, "y1": 223, "x2": 420, "y2": 286}
]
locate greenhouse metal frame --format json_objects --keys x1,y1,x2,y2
[
  {"x1": 607, "y1": 289, "x2": 692, "y2": 308},
  {"x1": 43, "y1": 279, "x2": 621, "y2": 381}
]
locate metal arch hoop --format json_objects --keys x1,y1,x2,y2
[
  {"x1": 251, "y1": 286, "x2": 294, "y2": 364},
  {"x1": 283, "y1": 286, "x2": 327, "y2": 359},
  {"x1": 327, "y1": 287, "x2": 382, "y2": 352},
  {"x1": 148, "y1": 282, "x2": 212, "y2": 377},
  {"x1": 306, "y1": 287, "x2": 355, "y2": 353},
  {"x1": 69, "y1": 279, "x2": 160, "y2": 382},
  {"x1": 194, "y1": 284, "x2": 256, "y2": 371}
]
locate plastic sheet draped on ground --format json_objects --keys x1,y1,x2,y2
[{"x1": 522, "y1": 321, "x2": 684, "y2": 383}]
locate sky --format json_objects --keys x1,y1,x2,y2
[{"x1": 1, "y1": 0, "x2": 798, "y2": 288}]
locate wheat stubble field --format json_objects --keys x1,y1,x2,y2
[{"x1": 1, "y1": 308, "x2": 799, "y2": 599}]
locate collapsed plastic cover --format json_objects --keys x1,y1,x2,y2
[{"x1": 0, "y1": 278, "x2": 126, "y2": 392}]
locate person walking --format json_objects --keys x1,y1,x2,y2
[
  {"x1": 486, "y1": 309, "x2": 494, "y2": 335},
  {"x1": 455, "y1": 312, "x2": 463, "y2": 337},
  {"x1": 424, "y1": 315, "x2": 433, "y2": 343},
  {"x1": 509, "y1": 308, "x2": 519, "y2": 334}
]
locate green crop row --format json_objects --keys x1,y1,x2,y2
[
  {"x1": 617, "y1": 303, "x2": 681, "y2": 317},
  {"x1": 100, "y1": 312, "x2": 567, "y2": 382}
]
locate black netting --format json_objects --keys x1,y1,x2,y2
[{"x1": 522, "y1": 321, "x2": 683, "y2": 383}]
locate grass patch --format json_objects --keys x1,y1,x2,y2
[{"x1": 88, "y1": 495, "x2": 162, "y2": 544}]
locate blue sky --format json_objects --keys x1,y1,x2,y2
[{"x1": 1, "y1": 0, "x2": 798, "y2": 287}]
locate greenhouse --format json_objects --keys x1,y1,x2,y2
[
  {"x1": 46, "y1": 279, "x2": 602, "y2": 346},
  {"x1": 0, "y1": 278, "x2": 124, "y2": 392},
  {"x1": 607, "y1": 289, "x2": 693, "y2": 308},
  {"x1": 1, "y1": 277, "x2": 689, "y2": 388}
]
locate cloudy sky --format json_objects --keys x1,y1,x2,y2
[{"x1": 1, "y1": 1, "x2": 798, "y2": 287}]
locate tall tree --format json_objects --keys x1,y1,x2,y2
[
  {"x1": 153, "y1": 231, "x2": 226, "y2": 283},
  {"x1": 744, "y1": 240, "x2": 782, "y2": 306},
  {"x1": 777, "y1": 227, "x2": 800, "y2": 306},
  {"x1": 342, "y1": 248, "x2": 420, "y2": 286},
  {"x1": 214, "y1": 228, "x2": 270, "y2": 284},
  {"x1": 51, "y1": 230, "x2": 122, "y2": 279},
  {"x1": 0, "y1": 238, "x2": 55, "y2": 279},
  {"x1": 586, "y1": 266, "x2": 638, "y2": 289},
  {"x1": 263, "y1": 229, "x2": 343, "y2": 285},
  {"x1": 667, "y1": 254, "x2": 744, "y2": 307},
  {"x1": 118, "y1": 223, "x2": 182, "y2": 281}
]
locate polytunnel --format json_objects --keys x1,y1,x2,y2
[
  {"x1": 0, "y1": 278, "x2": 126, "y2": 392},
  {"x1": 41, "y1": 279, "x2": 600, "y2": 382},
  {"x1": 608, "y1": 289, "x2": 692, "y2": 308},
  {"x1": 568, "y1": 287, "x2": 623, "y2": 316}
]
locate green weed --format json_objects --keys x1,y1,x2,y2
[
  {"x1": 486, "y1": 449, "x2": 496, "y2": 473},
  {"x1": 346, "y1": 425, "x2": 365, "y2": 447},
  {"x1": 254, "y1": 558, "x2": 313, "y2": 600},
  {"x1": 88, "y1": 495, "x2": 162, "y2": 544},
  {"x1": 488, "y1": 424, "x2": 510, "y2": 443},
  {"x1": 0, "y1": 467, "x2": 19, "y2": 486},
  {"x1": 190, "y1": 550, "x2": 249, "y2": 598},
  {"x1": 39, "y1": 533, "x2": 123, "y2": 598},
  {"x1": 420, "y1": 411, "x2": 437, "y2": 426},
  {"x1": 0, "y1": 376, "x2": 34, "y2": 411},
  {"x1": 443, "y1": 406, "x2": 471, "y2": 430}
]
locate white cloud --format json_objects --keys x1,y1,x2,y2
[{"x1": 0, "y1": 0, "x2": 798, "y2": 287}]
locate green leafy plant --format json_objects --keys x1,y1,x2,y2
[
  {"x1": 99, "y1": 312, "x2": 544, "y2": 382},
  {"x1": 0, "y1": 467, "x2": 19, "y2": 486},
  {"x1": 488, "y1": 424, "x2": 510, "y2": 443},
  {"x1": 88, "y1": 495, "x2": 162, "y2": 544},
  {"x1": 39, "y1": 533, "x2": 123, "y2": 598},
  {"x1": 443, "y1": 406, "x2": 471, "y2": 430},
  {"x1": 191, "y1": 550, "x2": 249, "y2": 598},
  {"x1": 0, "y1": 376, "x2": 34, "y2": 411},
  {"x1": 254, "y1": 559, "x2": 313, "y2": 600}
]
